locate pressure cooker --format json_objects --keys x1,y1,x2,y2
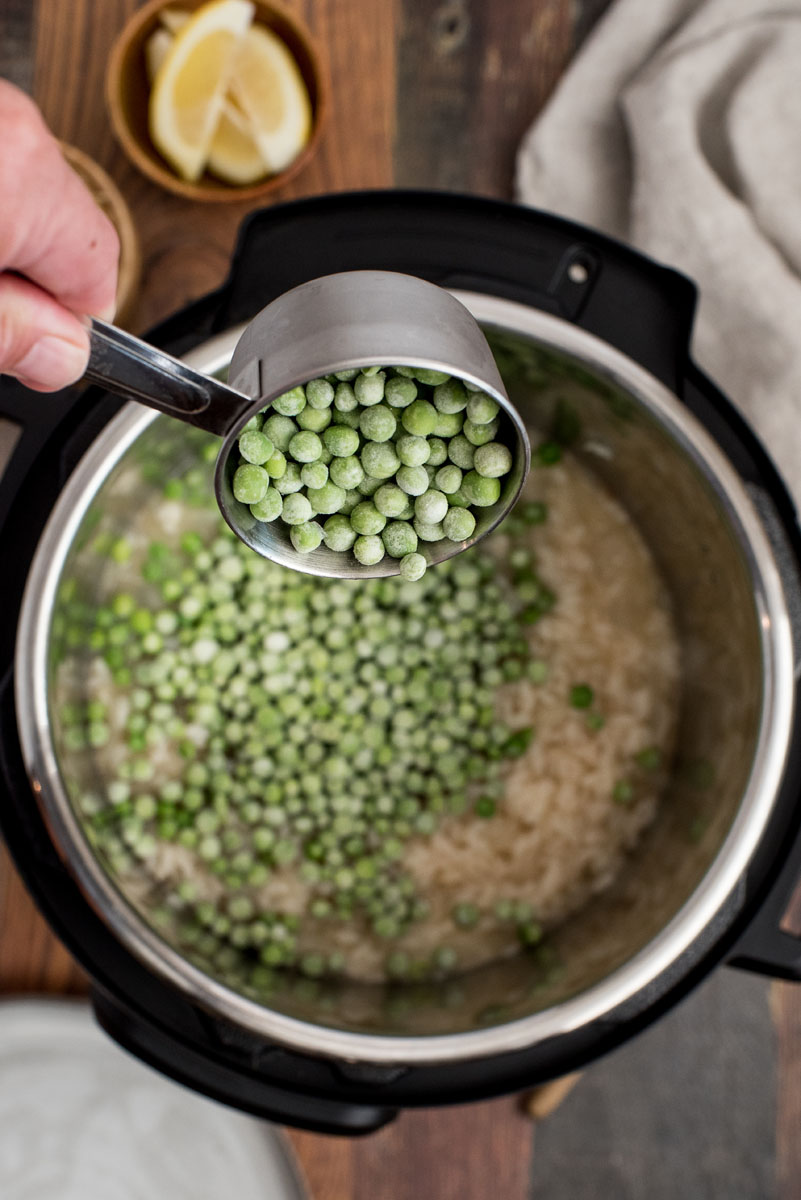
[{"x1": 2, "y1": 191, "x2": 801, "y2": 1136}]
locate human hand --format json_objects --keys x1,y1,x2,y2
[{"x1": 0, "y1": 80, "x2": 120, "y2": 392}]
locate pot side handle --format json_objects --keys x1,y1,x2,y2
[
  {"x1": 91, "y1": 987, "x2": 398, "y2": 1136},
  {"x1": 727, "y1": 750, "x2": 801, "y2": 978},
  {"x1": 727, "y1": 869, "x2": 801, "y2": 982}
]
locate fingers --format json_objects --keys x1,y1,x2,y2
[
  {"x1": 0, "y1": 81, "x2": 120, "y2": 321},
  {"x1": 0, "y1": 273, "x2": 89, "y2": 391}
]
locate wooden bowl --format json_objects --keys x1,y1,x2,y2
[
  {"x1": 106, "y1": 0, "x2": 328, "y2": 203},
  {"x1": 59, "y1": 143, "x2": 141, "y2": 326}
]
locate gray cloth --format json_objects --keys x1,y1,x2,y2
[{"x1": 516, "y1": 0, "x2": 801, "y2": 497}]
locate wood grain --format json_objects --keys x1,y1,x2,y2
[
  {"x1": 0, "y1": 845, "x2": 87, "y2": 996},
  {"x1": 394, "y1": 0, "x2": 572, "y2": 197},
  {"x1": 287, "y1": 1096, "x2": 532, "y2": 1200},
  {"x1": 8, "y1": 4, "x2": 789, "y2": 1200},
  {"x1": 33, "y1": 0, "x2": 396, "y2": 335}
]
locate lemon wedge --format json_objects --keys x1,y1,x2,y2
[
  {"x1": 148, "y1": 0, "x2": 254, "y2": 182},
  {"x1": 159, "y1": 6, "x2": 191, "y2": 34},
  {"x1": 227, "y1": 23, "x2": 312, "y2": 173},
  {"x1": 145, "y1": 28, "x2": 174, "y2": 83},
  {"x1": 207, "y1": 99, "x2": 266, "y2": 184}
]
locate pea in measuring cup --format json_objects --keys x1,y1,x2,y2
[{"x1": 85, "y1": 271, "x2": 531, "y2": 578}]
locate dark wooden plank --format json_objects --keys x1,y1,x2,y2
[
  {"x1": 285, "y1": 1127, "x2": 356, "y2": 1199},
  {"x1": 572, "y1": 0, "x2": 615, "y2": 48},
  {"x1": 0, "y1": 0, "x2": 36, "y2": 92},
  {"x1": 352, "y1": 1097, "x2": 533, "y2": 1200},
  {"x1": 394, "y1": 0, "x2": 572, "y2": 197},
  {"x1": 0, "y1": 846, "x2": 88, "y2": 995}
]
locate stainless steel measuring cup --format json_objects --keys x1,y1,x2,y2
[{"x1": 85, "y1": 270, "x2": 531, "y2": 578}]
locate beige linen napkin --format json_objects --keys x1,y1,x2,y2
[{"x1": 516, "y1": 0, "x2": 801, "y2": 496}]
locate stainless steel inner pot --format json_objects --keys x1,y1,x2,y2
[{"x1": 14, "y1": 292, "x2": 795, "y2": 1067}]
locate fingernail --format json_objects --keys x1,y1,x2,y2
[
  {"x1": 14, "y1": 336, "x2": 88, "y2": 389},
  {"x1": 97, "y1": 300, "x2": 117, "y2": 323}
]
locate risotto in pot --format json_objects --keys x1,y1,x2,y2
[{"x1": 51, "y1": 428, "x2": 679, "y2": 988}]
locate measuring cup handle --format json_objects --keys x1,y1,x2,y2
[{"x1": 85, "y1": 318, "x2": 252, "y2": 437}]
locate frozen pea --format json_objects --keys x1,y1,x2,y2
[
  {"x1": 401, "y1": 399, "x2": 438, "y2": 437},
  {"x1": 435, "y1": 464, "x2": 462, "y2": 493},
  {"x1": 262, "y1": 414, "x2": 298, "y2": 452},
  {"x1": 443, "y1": 506, "x2": 476, "y2": 541},
  {"x1": 399, "y1": 552, "x2": 427, "y2": 581},
  {"x1": 447, "y1": 486, "x2": 470, "y2": 508},
  {"x1": 323, "y1": 425, "x2": 360, "y2": 457},
  {"x1": 334, "y1": 381, "x2": 358, "y2": 411},
  {"x1": 273, "y1": 461, "x2": 304, "y2": 494},
  {"x1": 355, "y1": 371, "x2": 386, "y2": 406},
  {"x1": 351, "y1": 502, "x2": 386, "y2": 535},
  {"x1": 466, "y1": 392, "x2": 500, "y2": 424},
  {"x1": 305, "y1": 378, "x2": 335, "y2": 409},
  {"x1": 374, "y1": 484, "x2": 408, "y2": 517},
  {"x1": 334, "y1": 368, "x2": 358, "y2": 381},
  {"x1": 396, "y1": 435, "x2": 430, "y2": 467},
  {"x1": 433, "y1": 377, "x2": 468, "y2": 413},
  {"x1": 385, "y1": 376, "x2": 418, "y2": 407},
  {"x1": 463, "y1": 417, "x2": 499, "y2": 446},
  {"x1": 360, "y1": 365, "x2": 383, "y2": 376},
  {"x1": 414, "y1": 518, "x2": 445, "y2": 542},
  {"x1": 265, "y1": 450, "x2": 287, "y2": 479},
  {"x1": 396, "y1": 465, "x2": 429, "y2": 496},
  {"x1": 357, "y1": 475, "x2": 383, "y2": 496},
  {"x1": 462, "y1": 470, "x2": 501, "y2": 506},
  {"x1": 413, "y1": 368, "x2": 450, "y2": 385},
  {"x1": 448, "y1": 434, "x2": 476, "y2": 469},
  {"x1": 397, "y1": 497, "x2": 415, "y2": 520},
  {"x1": 433, "y1": 411, "x2": 463, "y2": 438},
  {"x1": 232, "y1": 464, "x2": 270, "y2": 504},
  {"x1": 272, "y1": 386, "x2": 306, "y2": 417},
  {"x1": 290, "y1": 521, "x2": 323, "y2": 553},
  {"x1": 289, "y1": 431, "x2": 323, "y2": 462},
  {"x1": 318, "y1": 446, "x2": 333, "y2": 465},
  {"x1": 307, "y1": 482, "x2": 347, "y2": 515},
  {"x1": 361, "y1": 441, "x2": 401, "y2": 480},
  {"x1": 329, "y1": 455, "x2": 364, "y2": 489},
  {"x1": 426, "y1": 437, "x2": 448, "y2": 466},
  {"x1": 359, "y1": 404, "x2": 397, "y2": 443},
  {"x1": 473, "y1": 442, "x2": 513, "y2": 478},
  {"x1": 238, "y1": 431, "x2": 274, "y2": 464},
  {"x1": 353, "y1": 535, "x2": 385, "y2": 565},
  {"x1": 250, "y1": 488, "x2": 283, "y2": 522},
  {"x1": 332, "y1": 408, "x2": 361, "y2": 430},
  {"x1": 340, "y1": 489, "x2": 362, "y2": 514},
  {"x1": 301, "y1": 461, "x2": 329, "y2": 489},
  {"x1": 414, "y1": 490, "x2": 448, "y2": 524},
  {"x1": 323, "y1": 514, "x2": 357, "y2": 551},
  {"x1": 382, "y1": 521, "x2": 418, "y2": 558},
  {"x1": 296, "y1": 406, "x2": 332, "y2": 433},
  {"x1": 282, "y1": 493, "x2": 313, "y2": 525}
]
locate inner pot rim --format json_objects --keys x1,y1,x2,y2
[{"x1": 14, "y1": 292, "x2": 795, "y2": 1066}]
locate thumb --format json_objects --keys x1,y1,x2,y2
[{"x1": 0, "y1": 272, "x2": 90, "y2": 392}]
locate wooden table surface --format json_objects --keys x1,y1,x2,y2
[{"x1": 1, "y1": 3, "x2": 800, "y2": 1197}]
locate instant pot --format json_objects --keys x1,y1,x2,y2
[{"x1": 3, "y1": 191, "x2": 801, "y2": 1136}]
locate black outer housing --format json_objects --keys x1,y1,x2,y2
[{"x1": 3, "y1": 191, "x2": 801, "y2": 1135}]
